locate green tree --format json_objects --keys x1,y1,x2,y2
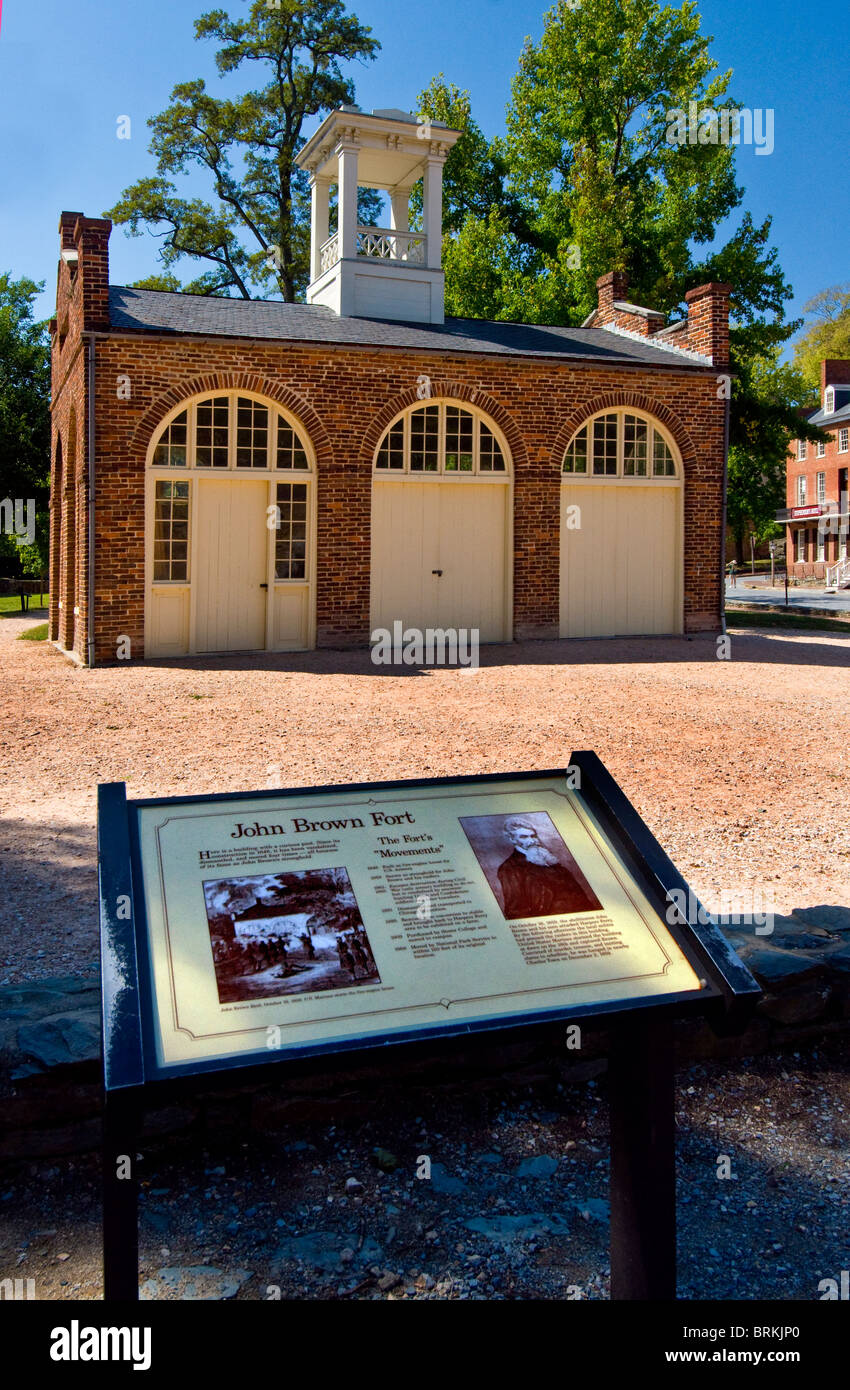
[
  {"x1": 0, "y1": 273, "x2": 50, "y2": 578},
  {"x1": 107, "y1": 0, "x2": 380, "y2": 302},
  {"x1": 726, "y1": 353, "x2": 820, "y2": 564},
  {"x1": 417, "y1": 0, "x2": 808, "y2": 540},
  {"x1": 792, "y1": 285, "x2": 850, "y2": 389}
]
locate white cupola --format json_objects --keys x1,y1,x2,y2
[{"x1": 295, "y1": 106, "x2": 461, "y2": 324}]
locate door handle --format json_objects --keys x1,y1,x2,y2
[
  {"x1": 431, "y1": 569, "x2": 443, "y2": 577},
  {"x1": 260, "y1": 583, "x2": 269, "y2": 589}
]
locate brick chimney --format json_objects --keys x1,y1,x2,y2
[
  {"x1": 684, "y1": 283, "x2": 731, "y2": 367},
  {"x1": 59, "y1": 210, "x2": 83, "y2": 252},
  {"x1": 595, "y1": 270, "x2": 630, "y2": 326},
  {"x1": 72, "y1": 215, "x2": 112, "y2": 332},
  {"x1": 820, "y1": 359, "x2": 850, "y2": 395}
]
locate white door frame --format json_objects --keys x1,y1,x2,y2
[
  {"x1": 144, "y1": 390, "x2": 317, "y2": 657},
  {"x1": 369, "y1": 400, "x2": 514, "y2": 642},
  {"x1": 559, "y1": 410, "x2": 684, "y2": 638}
]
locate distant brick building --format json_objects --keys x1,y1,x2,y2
[
  {"x1": 49, "y1": 107, "x2": 731, "y2": 666},
  {"x1": 780, "y1": 360, "x2": 850, "y2": 583}
]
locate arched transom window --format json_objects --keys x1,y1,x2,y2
[
  {"x1": 563, "y1": 410, "x2": 679, "y2": 479},
  {"x1": 150, "y1": 392, "x2": 311, "y2": 472},
  {"x1": 375, "y1": 402, "x2": 508, "y2": 475}
]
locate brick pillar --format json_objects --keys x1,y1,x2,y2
[
  {"x1": 685, "y1": 283, "x2": 731, "y2": 367},
  {"x1": 595, "y1": 271, "x2": 630, "y2": 326},
  {"x1": 73, "y1": 216, "x2": 112, "y2": 332},
  {"x1": 49, "y1": 438, "x2": 62, "y2": 642},
  {"x1": 60, "y1": 475, "x2": 76, "y2": 650}
]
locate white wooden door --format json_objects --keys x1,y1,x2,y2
[
  {"x1": 194, "y1": 479, "x2": 268, "y2": 652},
  {"x1": 371, "y1": 481, "x2": 509, "y2": 641},
  {"x1": 560, "y1": 484, "x2": 680, "y2": 637}
]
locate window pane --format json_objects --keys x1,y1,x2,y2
[
  {"x1": 592, "y1": 415, "x2": 618, "y2": 475},
  {"x1": 479, "y1": 424, "x2": 506, "y2": 472},
  {"x1": 444, "y1": 406, "x2": 474, "y2": 473},
  {"x1": 153, "y1": 478, "x2": 190, "y2": 581},
  {"x1": 623, "y1": 415, "x2": 648, "y2": 476},
  {"x1": 564, "y1": 426, "x2": 588, "y2": 473},
  {"x1": 274, "y1": 482, "x2": 309, "y2": 579},
  {"x1": 410, "y1": 406, "x2": 439, "y2": 471},
  {"x1": 652, "y1": 433, "x2": 675, "y2": 476},
  {"x1": 234, "y1": 397, "x2": 270, "y2": 468},
  {"x1": 196, "y1": 397, "x2": 229, "y2": 466},
  {"x1": 376, "y1": 419, "x2": 405, "y2": 470},
  {"x1": 152, "y1": 410, "x2": 189, "y2": 467}
]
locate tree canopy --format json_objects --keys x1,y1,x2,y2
[
  {"x1": 106, "y1": 0, "x2": 380, "y2": 301},
  {"x1": 792, "y1": 285, "x2": 850, "y2": 389},
  {"x1": 0, "y1": 273, "x2": 51, "y2": 574},
  {"x1": 416, "y1": 0, "x2": 817, "y2": 543}
]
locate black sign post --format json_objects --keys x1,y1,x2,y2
[{"x1": 98, "y1": 754, "x2": 760, "y2": 1302}]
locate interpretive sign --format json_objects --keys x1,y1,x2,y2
[{"x1": 98, "y1": 754, "x2": 760, "y2": 1300}]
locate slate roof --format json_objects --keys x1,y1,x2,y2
[
  {"x1": 806, "y1": 403, "x2": 850, "y2": 428},
  {"x1": 107, "y1": 285, "x2": 713, "y2": 371}
]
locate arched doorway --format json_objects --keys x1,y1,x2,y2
[
  {"x1": 370, "y1": 400, "x2": 513, "y2": 642},
  {"x1": 145, "y1": 391, "x2": 316, "y2": 657},
  {"x1": 560, "y1": 409, "x2": 683, "y2": 637}
]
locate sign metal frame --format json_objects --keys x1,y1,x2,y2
[{"x1": 98, "y1": 752, "x2": 760, "y2": 1302}]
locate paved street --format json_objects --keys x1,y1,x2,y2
[{"x1": 726, "y1": 581, "x2": 850, "y2": 612}]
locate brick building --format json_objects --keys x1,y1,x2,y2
[
  {"x1": 49, "y1": 107, "x2": 731, "y2": 666},
  {"x1": 779, "y1": 360, "x2": 850, "y2": 585}
]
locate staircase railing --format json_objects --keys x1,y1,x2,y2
[{"x1": 825, "y1": 557, "x2": 850, "y2": 588}]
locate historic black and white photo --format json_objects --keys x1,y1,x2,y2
[
  {"x1": 203, "y1": 867, "x2": 380, "y2": 1003},
  {"x1": 459, "y1": 811, "x2": 602, "y2": 920}
]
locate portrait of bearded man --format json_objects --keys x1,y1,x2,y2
[{"x1": 496, "y1": 816, "x2": 600, "y2": 920}]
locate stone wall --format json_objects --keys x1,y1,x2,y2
[{"x1": 2, "y1": 909, "x2": 848, "y2": 1162}]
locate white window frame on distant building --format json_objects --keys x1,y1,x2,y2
[
  {"x1": 840, "y1": 428, "x2": 849, "y2": 454},
  {"x1": 797, "y1": 440, "x2": 807, "y2": 461},
  {"x1": 817, "y1": 439, "x2": 826, "y2": 458},
  {"x1": 817, "y1": 472, "x2": 826, "y2": 504},
  {"x1": 796, "y1": 475, "x2": 807, "y2": 505},
  {"x1": 824, "y1": 387, "x2": 835, "y2": 414},
  {"x1": 795, "y1": 528, "x2": 806, "y2": 562},
  {"x1": 817, "y1": 529, "x2": 825, "y2": 562}
]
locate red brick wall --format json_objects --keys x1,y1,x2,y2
[
  {"x1": 821, "y1": 360, "x2": 850, "y2": 394},
  {"x1": 786, "y1": 411, "x2": 850, "y2": 578},
  {"x1": 50, "y1": 218, "x2": 90, "y2": 660},
  {"x1": 71, "y1": 335, "x2": 727, "y2": 663}
]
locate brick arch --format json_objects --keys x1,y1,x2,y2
[
  {"x1": 550, "y1": 391, "x2": 699, "y2": 476},
  {"x1": 361, "y1": 381, "x2": 527, "y2": 471},
  {"x1": 131, "y1": 373, "x2": 334, "y2": 467}
]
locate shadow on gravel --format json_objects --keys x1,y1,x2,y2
[
  {"x1": 0, "y1": 818, "x2": 98, "y2": 977},
  {"x1": 132, "y1": 632, "x2": 850, "y2": 680}
]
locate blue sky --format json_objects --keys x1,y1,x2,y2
[{"x1": 0, "y1": 0, "x2": 847, "y2": 342}]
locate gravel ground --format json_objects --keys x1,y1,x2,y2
[
  {"x1": 0, "y1": 614, "x2": 847, "y2": 985},
  {"x1": 1, "y1": 614, "x2": 848, "y2": 1304},
  {"x1": 1, "y1": 1035, "x2": 847, "y2": 1300}
]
